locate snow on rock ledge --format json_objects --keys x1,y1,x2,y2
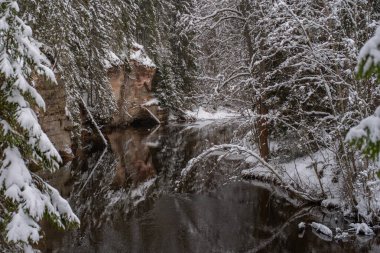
[
  {"x1": 106, "y1": 43, "x2": 167, "y2": 126},
  {"x1": 130, "y1": 42, "x2": 156, "y2": 68},
  {"x1": 103, "y1": 50, "x2": 123, "y2": 69},
  {"x1": 103, "y1": 42, "x2": 156, "y2": 70}
]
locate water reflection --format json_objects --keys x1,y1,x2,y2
[
  {"x1": 108, "y1": 128, "x2": 156, "y2": 187},
  {"x1": 41, "y1": 121, "x2": 380, "y2": 253}
]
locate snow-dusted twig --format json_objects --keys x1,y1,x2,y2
[
  {"x1": 310, "y1": 160, "x2": 326, "y2": 197},
  {"x1": 195, "y1": 8, "x2": 245, "y2": 22},
  {"x1": 218, "y1": 72, "x2": 251, "y2": 92}
]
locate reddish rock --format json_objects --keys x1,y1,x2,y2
[
  {"x1": 35, "y1": 75, "x2": 74, "y2": 164},
  {"x1": 108, "y1": 44, "x2": 168, "y2": 126}
]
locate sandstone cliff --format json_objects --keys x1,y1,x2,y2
[
  {"x1": 108, "y1": 43, "x2": 167, "y2": 126},
  {"x1": 35, "y1": 43, "x2": 168, "y2": 168},
  {"x1": 35, "y1": 75, "x2": 74, "y2": 164}
]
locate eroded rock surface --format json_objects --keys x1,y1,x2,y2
[
  {"x1": 108, "y1": 44, "x2": 167, "y2": 126},
  {"x1": 35, "y1": 75, "x2": 74, "y2": 164},
  {"x1": 35, "y1": 44, "x2": 167, "y2": 166}
]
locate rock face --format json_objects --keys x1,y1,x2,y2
[
  {"x1": 109, "y1": 43, "x2": 167, "y2": 126},
  {"x1": 35, "y1": 76, "x2": 74, "y2": 163},
  {"x1": 35, "y1": 44, "x2": 167, "y2": 166}
]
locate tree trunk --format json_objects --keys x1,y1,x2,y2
[
  {"x1": 256, "y1": 98, "x2": 269, "y2": 161},
  {"x1": 240, "y1": 0, "x2": 270, "y2": 161}
]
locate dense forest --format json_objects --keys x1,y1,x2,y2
[{"x1": 2, "y1": 0, "x2": 380, "y2": 252}]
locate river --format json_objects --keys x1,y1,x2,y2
[{"x1": 41, "y1": 120, "x2": 380, "y2": 253}]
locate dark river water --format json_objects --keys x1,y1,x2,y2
[{"x1": 41, "y1": 120, "x2": 380, "y2": 253}]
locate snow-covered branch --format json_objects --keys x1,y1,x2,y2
[{"x1": 180, "y1": 144, "x2": 323, "y2": 203}]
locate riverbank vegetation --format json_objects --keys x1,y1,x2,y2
[{"x1": 185, "y1": 0, "x2": 380, "y2": 227}]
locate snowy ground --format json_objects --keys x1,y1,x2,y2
[{"x1": 185, "y1": 107, "x2": 240, "y2": 120}]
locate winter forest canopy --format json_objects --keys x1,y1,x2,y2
[{"x1": 2, "y1": 0, "x2": 380, "y2": 252}]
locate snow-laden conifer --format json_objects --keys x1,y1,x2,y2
[{"x1": 0, "y1": 0, "x2": 79, "y2": 250}]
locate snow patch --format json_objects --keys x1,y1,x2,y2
[
  {"x1": 335, "y1": 232, "x2": 349, "y2": 240},
  {"x1": 298, "y1": 222, "x2": 306, "y2": 230},
  {"x1": 185, "y1": 107, "x2": 240, "y2": 120},
  {"x1": 103, "y1": 51, "x2": 123, "y2": 69},
  {"x1": 346, "y1": 106, "x2": 380, "y2": 144},
  {"x1": 358, "y1": 27, "x2": 380, "y2": 74},
  {"x1": 321, "y1": 198, "x2": 341, "y2": 209},
  {"x1": 130, "y1": 178, "x2": 156, "y2": 205},
  {"x1": 130, "y1": 42, "x2": 156, "y2": 68},
  {"x1": 145, "y1": 141, "x2": 160, "y2": 148},
  {"x1": 350, "y1": 223, "x2": 375, "y2": 236},
  {"x1": 311, "y1": 222, "x2": 333, "y2": 237},
  {"x1": 143, "y1": 98, "x2": 159, "y2": 106}
]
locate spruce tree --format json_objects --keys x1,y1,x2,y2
[
  {"x1": 0, "y1": 1, "x2": 79, "y2": 251},
  {"x1": 348, "y1": 27, "x2": 380, "y2": 159}
]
